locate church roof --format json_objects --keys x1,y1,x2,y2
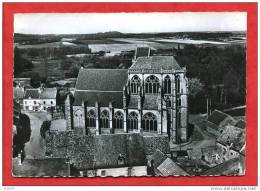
[
  {"x1": 73, "y1": 90, "x2": 123, "y2": 107},
  {"x1": 130, "y1": 56, "x2": 181, "y2": 70},
  {"x1": 75, "y1": 68, "x2": 128, "y2": 91},
  {"x1": 73, "y1": 68, "x2": 128, "y2": 107}
]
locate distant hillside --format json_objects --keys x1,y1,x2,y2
[{"x1": 14, "y1": 31, "x2": 246, "y2": 44}]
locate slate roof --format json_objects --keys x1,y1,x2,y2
[
  {"x1": 217, "y1": 125, "x2": 245, "y2": 154},
  {"x1": 143, "y1": 95, "x2": 159, "y2": 110},
  {"x1": 46, "y1": 132, "x2": 147, "y2": 170},
  {"x1": 130, "y1": 56, "x2": 181, "y2": 70},
  {"x1": 207, "y1": 110, "x2": 230, "y2": 126},
  {"x1": 24, "y1": 89, "x2": 40, "y2": 99},
  {"x1": 46, "y1": 132, "x2": 170, "y2": 170},
  {"x1": 157, "y1": 158, "x2": 189, "y2": 176},
  {"x1": 40, "y1": 88, "x2": 57, "y2": 99},
  {"x1": 73, "y1": 91, "x2": 123, "y2": 107},
  {"x1": 150, "y1": 149, "x2": 168, "y2": 168},
  {"x1": 75, "y1": 68, "x2": 128, "y2": 91}
]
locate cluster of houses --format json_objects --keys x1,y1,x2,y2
[
  {"x1": 201, "y1": 109, "x2": 245, "y2": 175},
  {"x1": 13, "y1": 78, "x2": 58, "y2": 113}
]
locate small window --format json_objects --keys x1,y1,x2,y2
[
  {"x1": 24, "y1": 101, "x2": 27, "y2": 104},
  {"x1": 51, "y1": 101, "x2": 53, "y2": 105},
  {"x1": 101, "y1": 170, "x2": 106, "y2": 176},
  {"x1": 34, "y1": 101, "x2": 36, "y2": 104},
  {"x1": 43, "y1": 101, "x2": 46, "y2": 104},
  {"x1": 43, "y1": 106, "x2": 46, "y2": 110}
]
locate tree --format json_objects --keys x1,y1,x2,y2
[
  {"x1": 14, "y1": 46, "x2": 33, "y2": 77},
  {"x1": 40, "y1": 121, "x2": 51, "y2": 139},
  {"x1": 188, "y1": 78, "x2": 204, "y2": 98},
  {"x1": 12, "y1": 114, "x2": 31, "y2": 157},
  {"x1": 30, "y1": 72, "x2": 42, "y2": 88}
]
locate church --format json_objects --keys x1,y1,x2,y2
[{"x1": 65, "y1": 48, "x2": 188, "y2": 143}]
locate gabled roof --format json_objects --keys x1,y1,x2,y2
[
  {"x1": 130, "y1": 56, "x2": 181, "y2": 70},
  {"x1": 157, "y1": 158, "x2": 189, "y2": 176},
  {"x1": 207, "y1": 110, "x2": 231, "y2": 126},
  {"x1": 24, "y1": 89, "x2": 40, "y2": 99},
  {"x1": 150, "y1": 149, "x2": 168, "y2": 168},
  {"x1": 40, "y1": 88, "x2": 57, "y2": 99},
  {"x1": 75, "y1": 68, "x2": 128, "y2": 91}
]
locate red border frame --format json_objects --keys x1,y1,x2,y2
[{"x1": 2, "y1": 2, "x2": 258, "y2": 186}]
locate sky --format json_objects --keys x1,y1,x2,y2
[{"x1": 14, "y1": 12, "x2": 247, "y2": 34}]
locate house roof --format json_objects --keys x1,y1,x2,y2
[
  {"x1": 73, "y1": 90, "x2": 123, "y2": 107},
  {"x1": 75, "y1": 68, "x2": 128, "y2": 91},
  {"x1": 46, "y1": 132, "x2": 170, "y2": 170},
  {"x1": 207, "y1": 110, "x2": 230, "y2": 126},
  {"x1": 150, "y1": 149, "x2": 168, "y2": 168},
  {"x1": 46, "y1": 132, "x2": 147, "y2": 170},
  {"x1": 40, "y1": 88, "x2": 57, "y2": 99},
  {"x1": 217, "y1": 125, "x2": 245, "y2": 154},
  {"x1": 24, "y1": 89, "x2": 40, "y2": 99},
  {"x1": 130, "y1": 56, "x2": 181, "y2": 70},
  {"x1": 157, "y1": 158, "x2": 189, "y2": 176}
]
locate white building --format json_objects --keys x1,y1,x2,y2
[{"x1": 23, "y1": 88, "x2": 57, "y2": 112}]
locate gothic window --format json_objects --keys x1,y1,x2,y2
[
  {"x1": 100, "y1": 110, "x2": 109, "y2": 128},
  {"x1": 114, "y1": 111, "x2": 124, "y2": 129},
  {"x1": 130, "y1": 75, "x2": 141, "y2": 94},
  {"x1": 86, "y1": 109, "x2": 96, "y2": 127},
  {"x1": 142, "y1": 112, "x2": 157, "y2": 132},
  {"x1": 145, "y1": 75, "x2": 160, "y2": 94},
  {"x1": 164, "y1": 75, "x2": 171, "y2": 94},
  {"x1": 128, "y1": 111, "x2": 138, "y2": 130},
  {"x1": 175, "y1": 75, "x2": 180, "y2": 94},
  {"x1": 74, "y1": 109, "x2": 83, "y2": 127}
]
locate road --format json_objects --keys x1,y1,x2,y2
[{"x1": 23, "y1": 112, "x2": 51, "y2": 159}]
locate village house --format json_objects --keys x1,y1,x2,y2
[
  {"x1": 147, "y1": 149, "x2": 189, "y2": 176},
  {"x1": 65, "y1": 47, "x2": 189, "y2": 144},
  {"x1": 23, "y1": 87, "x2": 57, "y2": 112},
  {"x1": 206, "y1": 110, "x2": 236, "y2": 136}
]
